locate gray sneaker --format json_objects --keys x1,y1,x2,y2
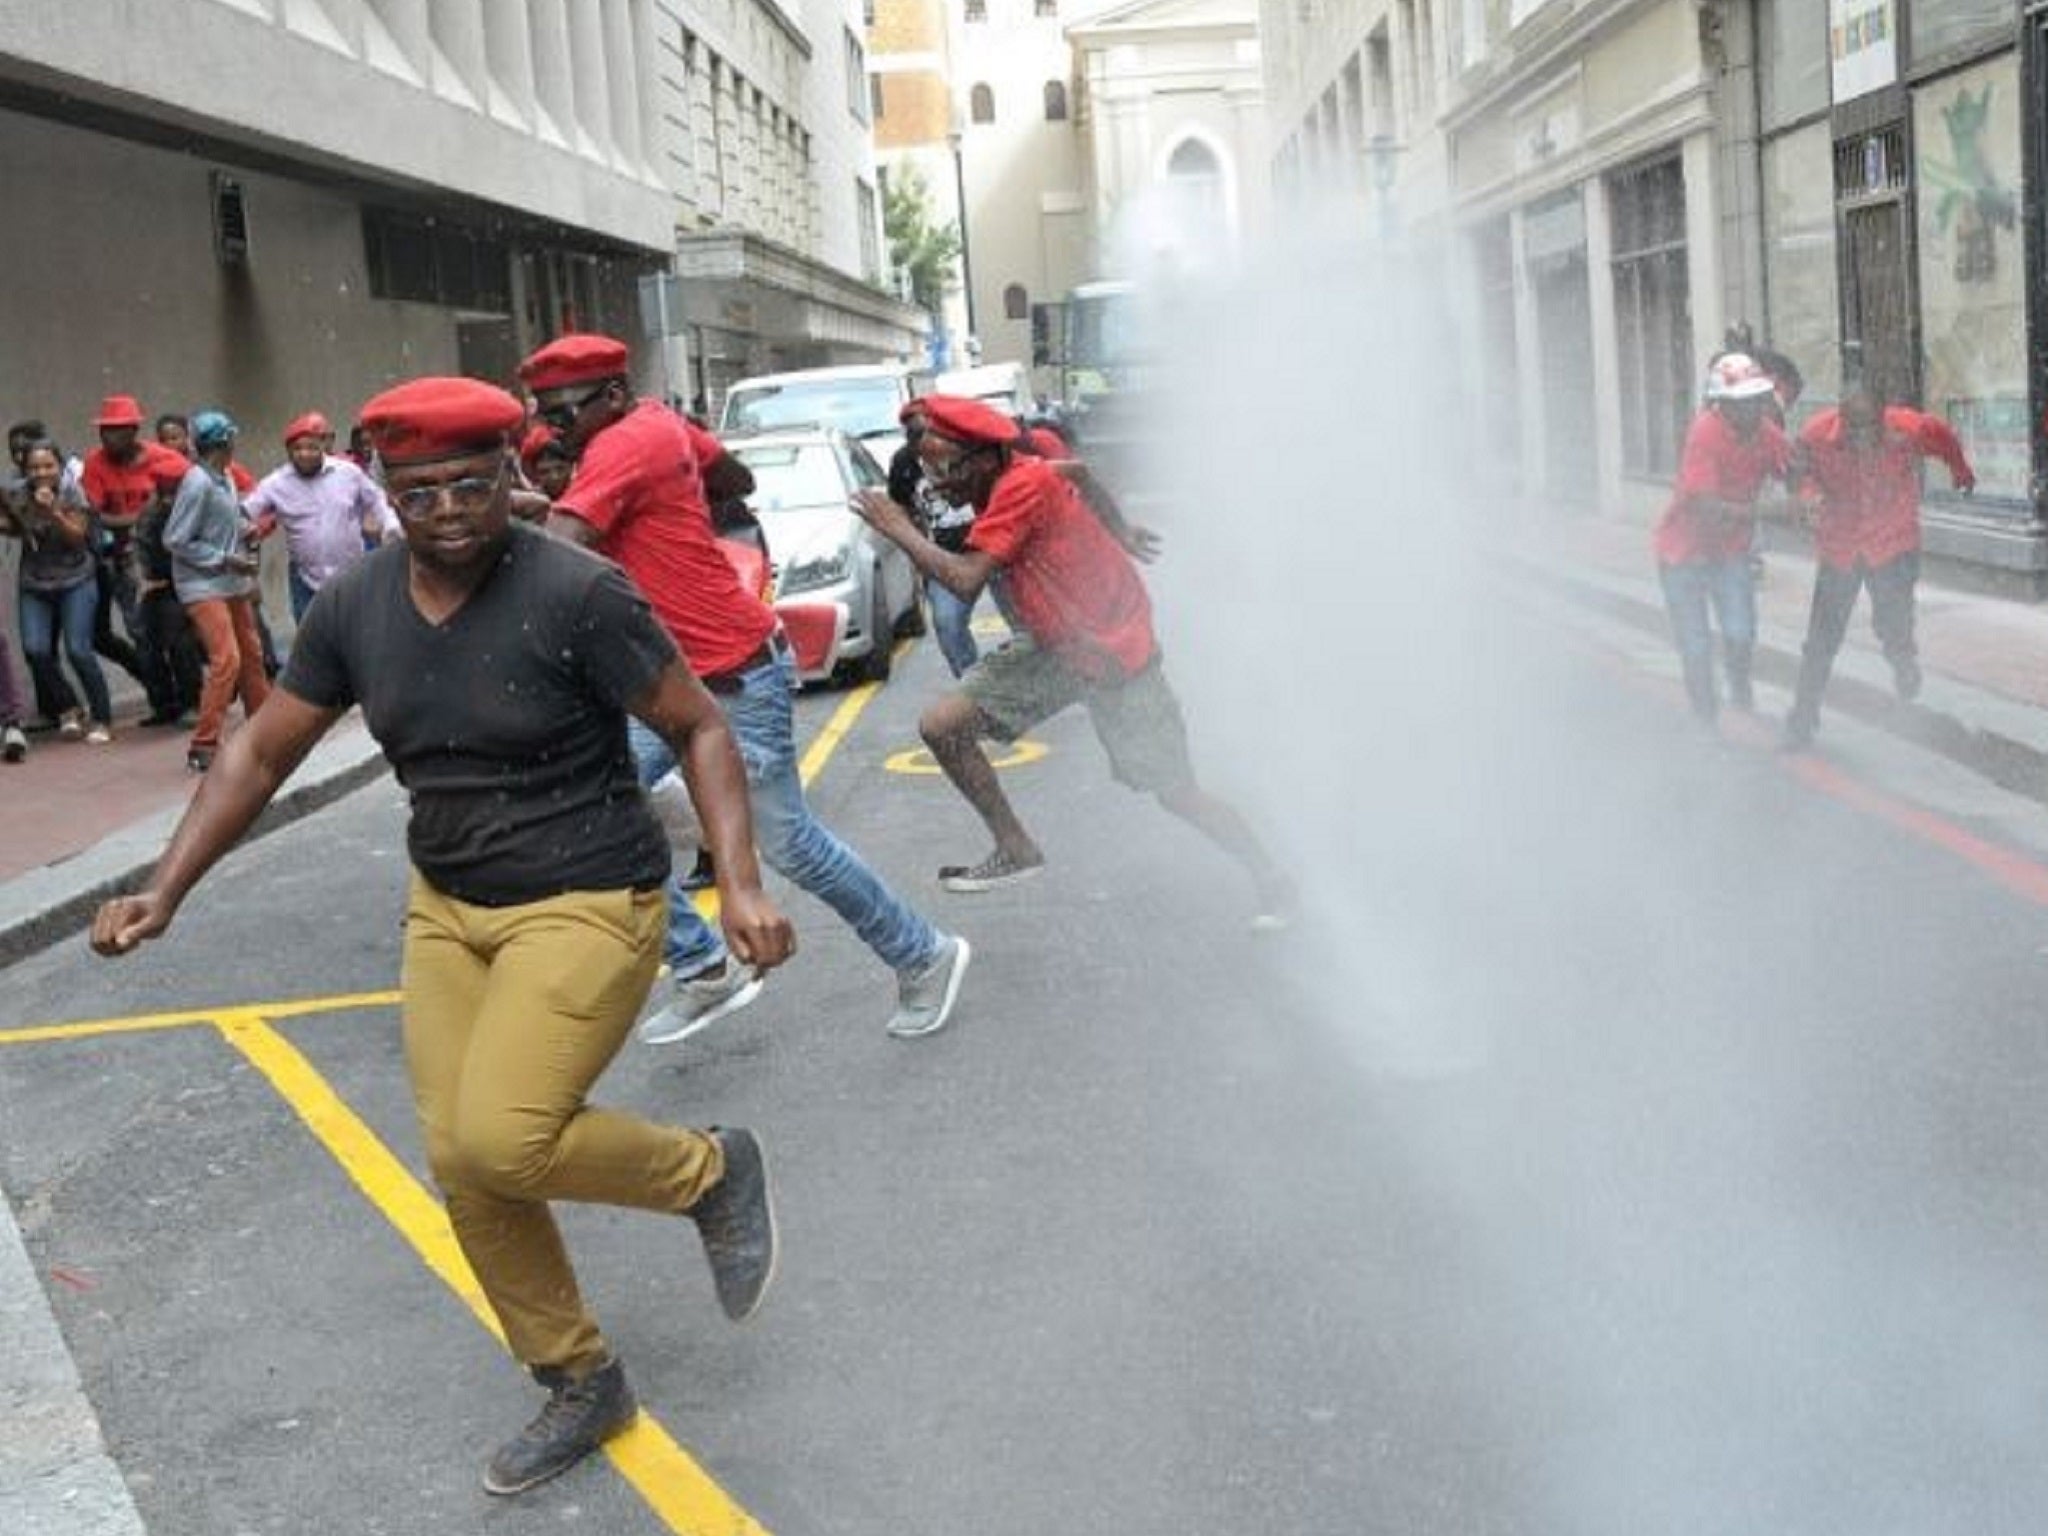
[
  {"x1": 886, "y1": 935, "x2": 972, "y2": 1039},
  {"x1": 482, "y1": 1356, "x2": 638, "y2": 1497},
  {"x1": 687, "y1": 1128, "x2": 777, "y2": 1322},
  {"x1": 638, "y1": 960, "x2": 763, "y2": 1046}
]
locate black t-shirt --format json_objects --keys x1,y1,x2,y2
[{"x1": 281, "y1": 523, "x2": 678, "y2": 907}]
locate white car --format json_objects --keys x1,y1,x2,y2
[
  {"x1": 728, "y1": 428, "x2": 924, "y2": 685},
  {"x1": 719, "y1": 362, "x2": 932, "y2": 466}
]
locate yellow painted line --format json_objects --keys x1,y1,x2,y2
[
  {"x1": 0, "y1": 989, "x2": 402, "y2": 1046},
  {"x1": 884, "y1": 738, "x2": 1048, "y2": 776},
  {"x1": 218, "y1": 1008, "x2": 771, "y2": 1535},
  {"x1": 797, "y1": 675, "x2": 886, "y2": 787}
]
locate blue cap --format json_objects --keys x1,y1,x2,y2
[{"x1": 190, "y1": 410, "x2": 238, "y2": 450}]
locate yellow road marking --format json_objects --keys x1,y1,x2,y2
[
  {"x1": 0, "y1": 990, "x2": 402, "y2": 1045},
  {"x1": 797, "y1": 674, "x2": 886, "y2": 787},
  {"x1": 884, "y1": 738, "x2": 1048, "y2": 776},
  {"x1": 219, "y1": 1009, "x2": 770, "y2": 1535}
]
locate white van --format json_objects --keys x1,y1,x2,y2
[
  {"x1": 719, "y1": 362, "x2": 933, "y2": 464},
  {"x1": 935, "y1": 361, "x2": 1033, "y2": 417}
]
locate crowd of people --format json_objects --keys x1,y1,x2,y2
[
  {"x1": 84, "y1": 332, "x2": 1296, "y2": 1499},
  {"x1": 0, "y1": 395, "x2": 394, "y2": 771}
]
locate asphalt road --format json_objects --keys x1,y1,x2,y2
[{"x1": 7, "y1": 599, "x2": 2048, "y2": 1535}]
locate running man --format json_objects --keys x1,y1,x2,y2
[
  {"x1": 91, "y1": 375, "x2": 794, "y2": 1497},
  {"x1": 518, "y1": 333, "x2": 970, "y2": 1044},
  {"x1": 1781, "y1": 385, "x2": 1974, "y2": 750},
  {"x1": 851, "y1": 394, "x2": 1294, "y2": 929}
]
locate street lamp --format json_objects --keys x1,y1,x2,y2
[{"x1": 948, "y1": 113, "x2": 977, "y2": 346}]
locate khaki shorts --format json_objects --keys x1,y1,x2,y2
[{"x1": 962, "y1": 636, "x2": 1195, "y2": 794}]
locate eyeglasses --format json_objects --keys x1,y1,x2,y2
[
  {"x1": 534, "y1": 385, "x2": 611, "y2": 431},
  {"x1": 391, "y1": 470, "x2": 503, "y2": 521}
]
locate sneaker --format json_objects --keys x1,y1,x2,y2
[
  {"x1": 687, "y1": 1127, "x2": 777, "y2": 1322},
  {"x1": 938, "y1": 850, "x2": 1044, "y2": 893},
  {"x1": 84, "y1": 723, "x2": 112, "y2": 745},
  {"x1": 887, "y1": 935, "x2": 972, "y2": 1038},
  {"x1": 1894, "y1": 657, "x2": 1923, "y2": 703},
  {"x1": 186, "y1": 748, "x2": 214, "y2": 774},
  {"x1": 482, "y1": 1356, "x2": 638, "y2": 1497},
  {"x1": 637, "y1": 960, "x2": 763, "y2": 1046},
  {"x1": 1, "y1": 724, "x2": 25, "y2": 763},
  {"x1": 58, "y1": 709, "x2": 85, "y2": 740},
  {"x1": 1780, "y1": 714, "x2": 1817, "y2": 753},
  {"x1": 678, "y1": 849, "x2": 717, "y2": 892},
  {"x1": 1249, "y1": 875, "x2": 1298, "y2": 935}
]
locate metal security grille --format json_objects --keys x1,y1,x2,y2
[{"x1": 1834, "y1": 124, "x2": 1908, "y2": 202}]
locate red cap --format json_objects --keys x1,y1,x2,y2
[
  {"x1": 357, "y1": 377, "x2": 524, "y2": 466},
  {"x1": 92, "y1": 394, "x2": 145, "y2": 429},
  {"x1": 518, "y1": 333, "x2": 631, "y2": 393},
  {"x1": 283, "y1": 411, "x2": 332, "y2": 445},
  {"x1": 518, "y1": 424, "x2": 563, "y2": 469},
  {"x1": 919, "y1": 394, "x2": 1021, "y2": 449}
]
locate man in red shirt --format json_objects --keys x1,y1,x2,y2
[
  {"x1": 853, "y1": 394, "x2": 1293, "y2": 929},
  {"x1": 81, "y1": 393, "x2": 195, "y2": 723},
  {"x1": 521, "y1": 333, "x2": 969, "y2": 1043},
  {"x1": 1653, "y1": 354, "x2": 1791, "y2": 726},
  {"x1": 1780, "y1": 386, "x2": 1975, "y2": 750}
]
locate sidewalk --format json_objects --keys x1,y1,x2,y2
[
  {"x1": 1, "y1": 706, "x2": 385, "y2": 1536},
  {"x1": 1506, "y1": 512, "x2": 2048, "y2": 804}
]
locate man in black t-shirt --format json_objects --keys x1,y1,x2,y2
[{"x1": 90, "y1": 377, "x2": 796, "y2": 1500}]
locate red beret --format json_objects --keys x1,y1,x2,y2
[
  {"x1": 283, "y1": 411, "x2": 332, "y2": 445},
  {"x1": 358, "y1": 377, "x2": 524, "y2": 466},
  {"x1": 519, "y1": 333, "x2": 631, "y2": 393},
  {"x1": 518, "y1": 424, "x2": 563, "y2": 468},
  {"x1": 919, "y1": 394, "x2": 1021, "y2": 449}
]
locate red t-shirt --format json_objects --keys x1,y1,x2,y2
[
  {"x1": 82, "y1": 441, "x2": 190, "y2": 529},
  {"x1": 555, "y1": 400, "x2": 773, "y2": 677},
  {"x1": 967, "y1": 457, "x2": 1155, "y2": 680},
  {"x1": 1797, "y1": 406, "x2": 1973, "y2": 570},
  {"x1": 1652, "y1": 409, "x2": 1790, "y2": 565}
]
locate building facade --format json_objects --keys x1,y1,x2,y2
[{"x1": 1261, "y1": 0, "x2": 2048, "y2": 583}]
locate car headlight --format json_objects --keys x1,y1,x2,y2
[{"x1": 779, "y1": 548, "x2": 851, "y2": 596}]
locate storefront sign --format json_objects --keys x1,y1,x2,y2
[{"x1": 1829, "y1": 0, "x2": 1896, "y2": 104}]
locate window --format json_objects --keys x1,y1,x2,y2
[
  {"x1": 966, "y1": 0, "x2": 987, "y2": 19},
  {"x1": 1003, "y1": 283, "x2": 1029, "y2": 320},
  {"x1": 856, "y1": 177, "x2": 881, "y2": 280},
  {"x1": 1910, "y1": 0, "x2": 2010, "y2": 68},
  {"x1": 872, "y1": 74, "x2": 886, "y2": 119},
  {"x1": 1035, "y1": 0, "x2": 1057, "y2": 14},
  {"x1": 845, "y1": 29, "x2": 869, "y2": 122},
  {"x1": 363, "y1": 207, "x2": 512, "y2": 311},
  {"x1": 1044, "y1": 80, "x2": 1068, "y2": 121},
  {"x1": 970, "y1": 83, "x2": 995, "y2": 123},
  {"x1": 1607, "y1": 158, "x2": 1691, "y2": 478}
]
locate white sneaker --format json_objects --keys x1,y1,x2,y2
[
  {"x1": 638, "y1": 961, "x2": 764, "y2": 1046},
  {"x1": 887, "y1": 936, "x2": 971, "y2": 1039},
  {"x1": 1, "y1": 723, "x2": 25, "y2": 762},
  {"x1": 84, "y1": 723, "x2": 112, "y2": 745},
  {"x1": 58, "y1": 709, "x2": 85, "y2": 740}
]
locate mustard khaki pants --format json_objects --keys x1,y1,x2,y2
[{"x1": 400, "y1": 877, "x2": 726, "y2": 1376}]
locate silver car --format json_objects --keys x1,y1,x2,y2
[{"x1": 727, "y1": 427, "x2": 924, "y2": 685}]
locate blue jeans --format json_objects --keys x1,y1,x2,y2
[
  {"x1": 289, "y1": 565, "x2": 319, "y2": 623},
  {"x1": 1658, "y1": 558, "x2": 1755, "y2": 720},
  {"x1": 927, "y1": 581, "x2": 980, "y2": 677},
  {"x1": 19, "y1": 579, "x2": 112, "y2": 724},
  {"x1": 628, "y1": 647, "x2": 942, "y2": 977}
]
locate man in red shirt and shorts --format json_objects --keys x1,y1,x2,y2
[{"x1": 853, "y1": 394, "x2": 1293, "y2": 930}]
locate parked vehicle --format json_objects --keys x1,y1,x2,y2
[
  {"x1": 935, "y1": 361, "x2": 1033, "y2": 417},
  {"x1": 719, "y1": 362, "x2": 933, "y2": 466},
  {"x1": 726, "y1": 427, "x2": 924, "y2": 685}
]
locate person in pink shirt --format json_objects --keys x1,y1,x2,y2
[
  {"x1": 1780, "y1": 386, "x2": 1975, "y2": 750},
  {"x1": 245, "y1": 412, "x2": 398, "y2": 621},
  {"x1": 1653, "y1": 354, "x2": 1791, "y2": 726}
]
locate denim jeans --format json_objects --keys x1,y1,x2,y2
[
  {"x1": 1787, "y1": 553, "x2": 1918, "y2": 732},
  {"x1": 289, "y1": 565, "x2": 319, "y2": 623},
  {"x1": 19, "y1": 577, "x2": 112, "y2": 724},
  {"x1": 1658, "y1": 558, "x2": 1755, "y2": 720},
  {"x1": 628, "y1": 646, "x2": 942, "y2": 977},
  {"x1": 927, "y1": 581, "x2": 981, "y2": 678}
]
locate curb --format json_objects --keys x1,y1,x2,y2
[
  {"x1": 1505, "y1": 550, "x2": 2048, "y2": 809},
  {"x1": 0, "y1": 728, "x2": 388, "y2": 971}
]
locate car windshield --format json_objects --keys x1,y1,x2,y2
[
  {"x1": 723, "y1": 378, "x2": 903, "y2": 439},
  {"x1": 731, "y1": 442, "x2": 847, "y2": 512}
]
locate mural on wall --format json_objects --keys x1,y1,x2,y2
[
  {"x1": 1924, "y1": 84, "x2": 2018, "y2": 284},
  {"x1": 1914, "y1": 57, "x2": 2026, "y2": 502}
]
